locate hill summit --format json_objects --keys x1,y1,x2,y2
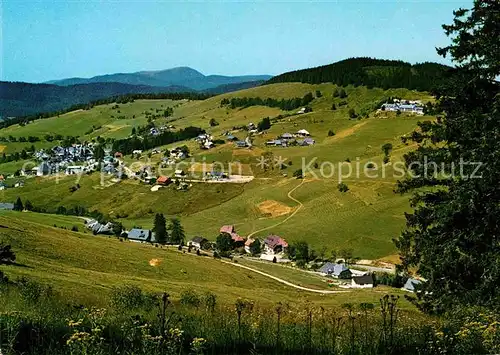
[{"x1": 267, "y1": 57, "x2": 451, "y2": 91}]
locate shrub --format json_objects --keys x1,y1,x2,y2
[
  {"x1": 17, "y1": 277, "x2": 53, "y2": 304},
  {"x1": 110, "y1": 285, "x2": 154, "y2": 310},
  {"x1": 203, "y1": 292, "x2": 217, "y2": 312},
  {"x1": 180, "y1": 289, "x2": 201, "y2": 307},
  {"x1": 338, "y1": 182, "x2": 349, "y2": 192},
  {"x1": 71, "y1": 225, "x2": 79, "y2": 232},
  {"x1": 293, "y1": 169, "x2": 303, "y2": 179},
  {"x1": 0, "y1": 245, "x2": 16, "y2": 264},
  {"x1": 328, "y1": 130, "x2": 335, "y2": 137}
]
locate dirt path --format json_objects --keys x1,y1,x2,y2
[
  {"x1": 221, "y1": 260, "x2": 348, "y2": 294},
  {"x1": 326, "y1": 121, "x2": 368, "y2": 142},
  {"x1": 247, "y1": 179, "x2": 305, "y2": 238}
]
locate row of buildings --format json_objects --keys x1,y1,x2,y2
[
  {"x1": 266, "y1": 130, "x2": 315, "y2": 147},
  {"x1": 381, "y1": 100, "x2": 424, "y2": 115}
]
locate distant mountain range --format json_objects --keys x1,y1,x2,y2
[{"x1": 46, "y1": 67, "x2": 272, "y2": 91}]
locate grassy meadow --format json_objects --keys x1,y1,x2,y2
[
  {"x1": 0, "y1": 211, "x2": 413, "y2": 309},
  {"x1": 0, "y1": 83, "x2": 434, "y2": 260}
]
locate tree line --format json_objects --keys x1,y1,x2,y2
[
  {"x1": 112, "y1": 126, "x2": 204, "y2": 155},
  {"x1": 220, "y1": 92, "x2": 314, "y2": 111}
]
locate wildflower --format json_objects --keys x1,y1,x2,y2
[{"x1": 191, "y1": 337, "x2": 207, "y2": 354}]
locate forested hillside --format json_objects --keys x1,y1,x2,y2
[
  {"x1": 267, "y1": 57, "x2": 451, "y2": 91},
  {"x1": 0, "y1": 81, "x2": 190, "y2": 118}
]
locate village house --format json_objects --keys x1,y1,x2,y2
[
  {"x1": 127, "y1": 228, "x2": 156, "y2": 243},
  {"x1": 318, "y1": 262, "x2": 352, "y2": 279},
  {"x1": 170, "y1": 147, "x2": 188, "y2": 160},
  {"x1": 263, "y1": 235, "x2": 288, "y2": 255},
  {"x1": 281, "y1": 133, "x2": 294, "y2": 140},
  {"x1": 174, "y1": 169, "x2": 186, "y2": 179},
  {"x1": 403, "y1": 278, "x2": 422, "y2": 292},
  {"x1": 114, "y1": 152, "x2": 123, "y2": 159},
  {"x1": 189, "y1": 236, "x2": 208, "y2": 250},
  {"x1": 0, "y1": 182, "x2": 6, "y2": 191},
  {"x1": 156, "y1": 176, "x2": 172, "y2": 185},
  {"x1": 297, "y1": 107, "x2": 306, "y2": 114},
  {"x1": 14, "y1": 180, "x2": 24, "y2": 188},
  {"x1": 220, "y1": 225, "x2": 245, "y2": 245},
  {"x1": 220, "y1": 225, "x2": 235, "y2": 234},
  {"x1": 296, "y1": 129, "x2": 310, "y2": 136},
  {"x1": 85, "y1": 219, "x2": 114, "y2": 235},
  {"x1": 351, "y1": 274, "x2": 374, "y2": 288},
  {"x1": 235, "y1": 141, "x2": 248, "y2": 148},
  {"x1": 298, "y1": 138, "x2": 315, "y2": 146},
  {"x1": 266, "y1": 139, "x2": 287, "y2": 147},
  {"x1": 0, "y1": 203, "x2": 14, "y2": 210},
  {"x1": 244, "y1": 238, "x2": 257, "y2": 254}
]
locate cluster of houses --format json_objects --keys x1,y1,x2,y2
[
  {"x1": 161, "y1": 147, "x2": 189, "y2": 166},
  {"x1": 318, "y1": 262, "x2": 375, "y2": 288},
  {"x1": 317, "y1": 261, "x2": 423, "y2": 291},
  {"x1": 17, "y1": 143, "x2": 121, "y2": 177},
  {"x1": 266, "y1": 129, "x2": 315, "y2": 147},
  {"x1": 186, "y1": 225, "x2": 289, "y2": 260},
  {"x1": 381, "y1": 99, "x2": 424, "y2": 115},
  {"x1": 148, "y1": 124, "x2": 175, "y2": 137},
  {"x1": 195, "y1": 134, "x2": 215, "y2": 150},
  {"x1": 84, "y1": 219, "x2": 159, "y2": 243}
]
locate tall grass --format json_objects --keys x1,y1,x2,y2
[{"x1": 0, "y1": 281, "x2": 498, "y2": 354}]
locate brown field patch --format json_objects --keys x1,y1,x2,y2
[
  {"x1": 257, "y1": 200, "x2": 294, "y2": 218},
  {"x1": 232, "y1": 147, "x2": 265, "y2": 157},
  {"x1": 327, "y1": 121, "x2": 369, "y2": 142},
  {"x1": 104, "y1": 124, "x2": 128, "y2": 132}
]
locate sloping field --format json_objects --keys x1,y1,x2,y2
[{"x1": 0, "y1": 213, "x2": 413, "y2": 308}]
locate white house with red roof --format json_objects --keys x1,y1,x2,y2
[{"x1": 263, "y1": 235, "x2": 288, "y2": 255}]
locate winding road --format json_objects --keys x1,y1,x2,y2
[
  {"x1": 221, "y1": 259, "x2": 348, "y2": 294},
  {"x1": 247, "y1": 179, "x2": 306, "y2": 238}
]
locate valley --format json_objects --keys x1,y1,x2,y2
[{"x1": 0, "y1": 82, "x2": 433, "y2": 260}]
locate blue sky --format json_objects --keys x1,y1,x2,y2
[{"x1": 1, "y1": 0, "x2": 472, "y2": 83}]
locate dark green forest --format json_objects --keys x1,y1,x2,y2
[{"x1": 267, "y1": 57, "x2": 451, "y2": 91}]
